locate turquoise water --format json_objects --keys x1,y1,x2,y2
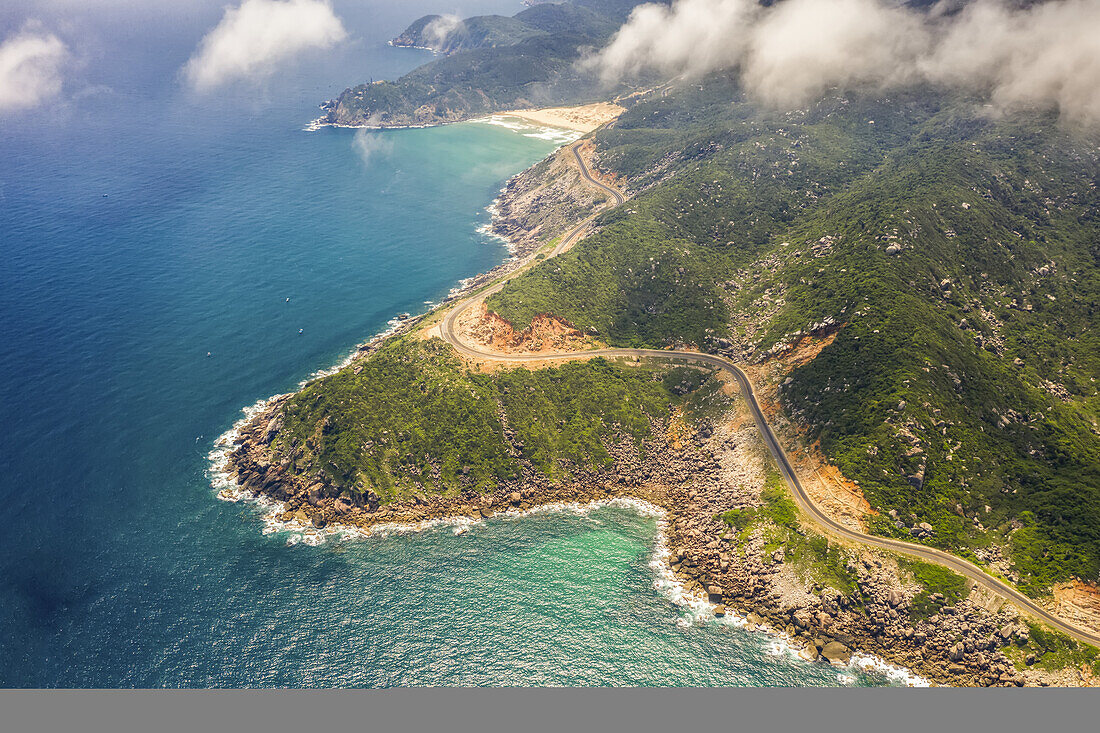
[{"x1": 0, "y1": 1, "x2": 898, "y2": 687}]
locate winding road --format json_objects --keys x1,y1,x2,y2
[{"x1": 439, "y1": 142, "x2": 1100, "y2": 647}]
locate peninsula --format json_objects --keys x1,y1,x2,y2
[{"x1": 221, "y1": 1, "x2": 1100, "y2": 687}]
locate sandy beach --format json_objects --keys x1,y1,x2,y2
[{"x1": 500, "y1": 102, "x2": 626, "y2": 132}]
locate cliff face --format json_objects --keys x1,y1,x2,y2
[{"x1": 491, "y1": 140, "x2": 610, "y2": 252}]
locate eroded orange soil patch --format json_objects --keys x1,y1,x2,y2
[
  {"x1": 1050, "y1": 579, "x2": 1100, "y2": 634},
  {"x1": 796, "y1": 451, "x2": 873, "y2": 532},
  {"x1": 456, "y1": 302, "x2": 593, "y2": 355},
  {"x1": 667, "y1": 407, "x2": 690, "y2": 451},
  {"x1": 742, "y1": 331, "x2": 873, "y2": 532}
]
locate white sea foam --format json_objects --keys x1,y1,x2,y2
[
  {"x1": 848, "y1": 652, "x2": 930, "y2": 688},
  {"x1": 639, "y1": 501, "x2": 929, "y2": 687},
  {"x1": 468, "y1": 114, "x2": 583, "y2": 145},
  {"x1": 306, "y1": 112, "x2": 583, "y2": 139}
]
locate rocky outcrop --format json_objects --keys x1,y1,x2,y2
[
  {"x1": 221, "y1": 369, "x2": 1080, "y2": 687},
  {"x1": 490, "y1": 140, "x2": 611, "y2": 255},
  {"x1": 821, "y1": 641, "x2": 852, "y2": 665}
]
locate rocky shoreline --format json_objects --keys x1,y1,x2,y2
[
  {"x1": 220, "y1": 371, "x2": 1075, "y2": 686},
  {"x1": 212, "y1": 138, "x2": 1090, "y2": 688}
]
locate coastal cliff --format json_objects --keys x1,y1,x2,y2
[
  {"x1": 224, "y1": 353, "x2": 1079, "y2": 687},
  {"x1": 219, "y1": 138, "x2": 1097, "y2": 686}
]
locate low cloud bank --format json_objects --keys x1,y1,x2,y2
[
  {"x1": 0, "y1": 25, "x2": 69, "y2": 113},
  {"x1": 587, "y1": 0, "x2": 1100, "y2": 124},
  {"x1": 184, "y1": 0, "x2": 346, "y2": 91},
  {"x1": 423, "y1": 14, "x2": 463, "y2": 51}
]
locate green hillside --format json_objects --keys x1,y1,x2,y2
[
  {"x1": 485, "y1": 78, "x2": 1100, "y2": 594},
  {"x1": 267, "y1": 337, "x2": 706, "y2": 502}
]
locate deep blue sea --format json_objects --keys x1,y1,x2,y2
[{"x1": 0, "y1": 1, "x2": 901, "y2": 687}]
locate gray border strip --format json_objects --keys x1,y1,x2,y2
[{"x1": 1, "y1": 689, "x2": 1087, "y2": 733}]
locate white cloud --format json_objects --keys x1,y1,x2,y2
[
  {"x1": 352, "y1": 127, "x2": 392, "y2": 167},
  {"x1": 423, "y1": 14, "x2": 462, "y2": 51},
  {"x1": 742, "y1": 0, "x2": 928, "y2": 108},
  {"x1": 0, "y1": 26, "x2": 69, "y2": 113},
  {"x1": 584, "y1": 0, "x2": 759, "y2": 83},
  {"x1": 921, "y1": 0, "x2": 1100, "y2": 125},
  {"x1": 587, "y1": 0, "x2": 1100, "y2": 124},
  {"x1": 183, "y1": 0, "x2": 347, "y2": 92}
]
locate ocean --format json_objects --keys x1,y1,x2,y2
[{"x1": 0, "y1": 0, "x2": 902, "y2": 687}]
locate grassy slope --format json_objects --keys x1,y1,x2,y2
[
  {"x1": 486, "y1": 78, "x2": 1100, "y2": 594},
  {"x1": 269, "y1": 337, "x2": 707, "y2": 502}
]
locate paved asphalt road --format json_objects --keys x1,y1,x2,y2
[{"x1": 439, "y1": 142, "x2": 1100, "y2": 647}]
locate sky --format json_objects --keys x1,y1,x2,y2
[
  {"x1": 0, "y1": 0, "x2": 522, "y2": 116},
  {"x1": 5, "y1": 0, "x2": 1098, "y2": 124}
]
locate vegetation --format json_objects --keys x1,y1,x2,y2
[
  {"x1": 310, "y1": 3, "x2": 1100, "y2": 598},
  {"x1": 899, "y1": 558, "x2": 971, "y2": 621},
  {"x1": 1006, "y1": 621, "x2": 1100, "y2": 676},
  {"x1": 722, "y1": 469, "x2": 859, "y2": 594},
  {"x1": 483, "y1": 75, "x2": 1100, "y2": 594},
  {"x1": 270, "y1": 338, "x2": 700, "y2": 502}
]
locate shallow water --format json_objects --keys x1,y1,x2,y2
[{"x1": 0, "y1": 1, "x2": 901, "y2": 687}]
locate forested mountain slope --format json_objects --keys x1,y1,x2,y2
[{"x1": 486, "y1": 77, "x2": 1100, "y2": 594}]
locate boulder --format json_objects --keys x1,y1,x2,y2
[
  {"x1": 714, "y1": 605, "x2": 727, "y2": 617},
  {"x1": 833, "y1": 632, "x2": 856, "y2": 647},
  {"x1": 510, "y1": 492, "x2": 522, "y2": 505},
  {"x1": 887, "y1": 588, "x2": 903, "y2": 608},
  {"x1": 949, "y1": 641, "x2": 966, "y2": 662},
  {"x1": 707, "y1": 586, "x2": 724, "y2": 603},
  {"x1": 820, "y1": 641, "x2": 852, "y2": 665}
]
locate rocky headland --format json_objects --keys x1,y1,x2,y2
[
  {"x1": 223, "y1": 364, "x2": 1088, "y2": 686},
  {"x1": 216, "y1": 132, "x2": 1096, "y2": 688}
]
